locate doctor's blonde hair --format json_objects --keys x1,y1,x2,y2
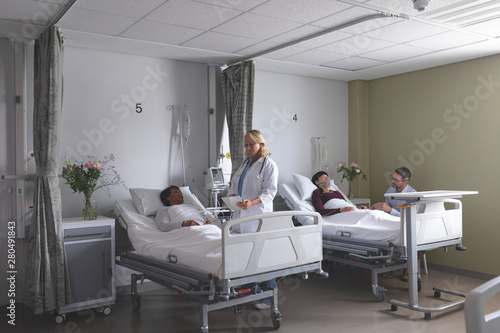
[{"x1": 245, "y1": 129, "x2": 271, "y2": 159}]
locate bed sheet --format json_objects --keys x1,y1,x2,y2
[
  {"x1": 322, "y1": 210, "x2": 401, "y2": 244},
  {"x1": 279, "y1": 182, "x2": 401, "y2": 244},
  {"x1": 121, "y1": 208, "x2": 224, "y2": 277}
]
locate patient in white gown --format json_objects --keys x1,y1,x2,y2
[{"x1": 155, "y1": 185, "x2": 219, "y2": 232}]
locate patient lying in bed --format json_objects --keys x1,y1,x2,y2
[
  {"x1": 155, "y1": 185, "x2": 219, "y2": 232},
  {"x1": 311, "y1": 171, "x2": 369, "y2": 216}
]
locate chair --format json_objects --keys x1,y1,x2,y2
[{"x1": 465, "y1": 276, "x2": 500, "y2": 333}]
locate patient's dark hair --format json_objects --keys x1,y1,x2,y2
[
  {"x1": 395, "y1": 167, "x2": 411, "y2": 181},
  {"x1": 160, "y1": 185, "x2": 180, "y2": 206},
  {"x1": 311, "y1": 171, "x2": 328, "y2": 188}
]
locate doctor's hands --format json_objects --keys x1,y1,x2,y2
[{"x1": 236, "y1": 197, "x2": 262, "y2": 210}]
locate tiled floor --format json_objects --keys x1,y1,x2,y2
[{"x1": 3, "y1": 266, "x2": 499, "y2": 333}]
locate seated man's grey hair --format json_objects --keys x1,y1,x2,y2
[{"x1": 395, "y1": 167, "x2": 411, "y2": 181}]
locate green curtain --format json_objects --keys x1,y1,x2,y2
[
  {"x1": 222, "y1": 60, "x2": 255, "y2": 178},
  {"x1": 24, "y1": 26, "x2": 67, "y2": 314}
]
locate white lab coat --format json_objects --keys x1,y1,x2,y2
[{"x1": 227, "y1": 156, "x2": 278, "y2": 233}]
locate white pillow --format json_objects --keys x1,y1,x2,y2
[
  {"x1": 292, "y1": 173, "x2": 317, "y2": 201},
  {"x1": 129, "y1": 188, "x2": 163, "y2": 216},
  {"x1": 130, "y1": 186, "x2": 208, "y2": 217}
]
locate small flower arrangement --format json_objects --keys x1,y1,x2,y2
[
  {"x1": 62, "y1": 154, "x2": 127, "y2": 219},
  {"x1": 336, "y1": 161, "x2": 367, "y2": 199}
]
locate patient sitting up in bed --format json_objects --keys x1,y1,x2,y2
[
  {"x1": 155, "y1": 185, "x2": 219, "y2": 232},
  {"x1": 311, "y1": 171, "x2": 369, "y2": 216}
]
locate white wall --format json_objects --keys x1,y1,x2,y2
[
  {"x1": 60, "y1": 47, "x2": 210, "y2": 217},
  {"x1": 252, "y1": 70, "x2": 349, "y2": 192}
]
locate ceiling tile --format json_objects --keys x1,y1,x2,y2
[
  {"x1": 194, "y1": 0, "x2": 269, "y2": 12},
  {"x1": 249, "y1": 0, "x2": 353, "y2": 24},
  {"x1": 120, "y1": 20, "x2": 203, "y2": 45},
  {"x1": 236, "y1": 40, "x2": 284, "y2": 56},
  {"x1": 312, "y1": 5, "x2": 381, "y2": 28},
  {"x1": 143, "y1": 0, "x2": 242, "y2": 31},
  {"x1": 72, "y1": 0, "x2": 165, "y2": 18},
  {"x1": 405, "y1": 30, "x2": 488, "y2": 51},
  {"x1": 0, "y1": 0, "x2": 66, "y2": 25},
  {"x1": 182, "y1": 31, "x2": 259, "y2": 53},
  {"x1": 57, "y1": 8, "x2": 137, "y2": 35},
  {"x1": 361, "y1": 43, "x2": 433, "y2": 62},
  {"x1": 260, "y1": 45, "x2": 311, "y2": 60},
  {"x1": 322, "y1": 56, "x2": 386, "y2": 70},
  {"x1": 463, "y1": 16, "x2": 500, "y2": 37},
  {"x1": 296, "y1": 30, "x2": 353, "y2": 49},
  {"x1": 363, "y1": 19, "x2": 450, "y2": 44},
  {"x1": 319, "y1": 35, "x2": 396, "y2": 56},
  {"x1": 281, "y1": 49, "x2": 346, "y2": 65},
  {"x1": 266, "y1": 24, "x2": 325, "y2": 44},
  {"x1": 212, "y1": 12, "x2": 302, "y2": 40}
]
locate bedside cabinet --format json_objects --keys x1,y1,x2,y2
[{"x1": 56, "y1": 217, "x2": 115, "y2": 323}]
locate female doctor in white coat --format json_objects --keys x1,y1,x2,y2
[
  {"x1": 227, "y1": 130, "x2": 279, "y2": 233},
  {"x1": 227, "y1": 129, "x2": 278, "y2": 309}
]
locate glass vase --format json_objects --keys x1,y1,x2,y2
[
  {"x1": 348, "y1": 181, "x2": 354, "y2": 200},
  {"x1": 83, "y1": 195, "x2": 97, "y2": 220}
]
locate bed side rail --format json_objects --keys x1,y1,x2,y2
[
  {"x1": 401, "y1": 198, "x2": 463, "y2": 247},
  {"x1": 221, "y1": 211, "x2": 323, "y2": 279}
]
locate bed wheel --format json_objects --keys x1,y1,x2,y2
[
  {"x1": 131, "y1": 293, "x2": 141, "y2": 310},
  {"x1": 434, "y1": 291, "x2": 441, "y2": 298},
  {"x1": 418, "y1": 280, "x2": 422, "y2": 292},
  {"x1": 390, "y1": 304, "x2": 398, "y2": 312},
  {"x1": 424, "y1": 312, "x2": 431, "y2": 320},
  {"x1": 101, "y1": 306, "x2": 112, "y2": 316},
  {"x1": 54, "y1": 313, "x2": 66, "y2": 324},
  {"x1": 373, "y1": 290, "x2": 385, "y2": 302},
  {"x1": 271, "y1": 309, "x2": 282, "y2": 330}
]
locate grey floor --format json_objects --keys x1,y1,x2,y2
[{"x1": 3, "y1": 265, "x2": 499, "y2": 333}]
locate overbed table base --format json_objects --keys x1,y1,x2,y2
[{"x1": 388, "y1": 202, "x2": 468, "y2": 319}]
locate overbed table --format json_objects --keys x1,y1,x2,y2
[{"x1": 385, "y1": 190, "x2": 478, "y2": 319}]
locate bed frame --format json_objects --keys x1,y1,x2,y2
[
  {"x1": 115, "y1": 209, "x2": 328, "y2": 333},
  {"x1": 322, "y1": 198, "x2": 467, "y2": 301}
]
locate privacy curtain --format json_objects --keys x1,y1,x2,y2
[
  {"x1": 24, "y1": 26, "x2": 67, "y2": 314},
  {"x1": 222, "y1": 60, "x2": 255, "y2": 178}
]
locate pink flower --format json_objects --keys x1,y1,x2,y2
[{"x1": 85, "y1": 161, "x2": 94, "y2": 169}]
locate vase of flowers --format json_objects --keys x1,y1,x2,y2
[
  {"x1": 336, "y1": 161, "x2": 368, "y2": 199},
  {"x1": 62, "y1": 154, "x2": 126, "y2": 220}
]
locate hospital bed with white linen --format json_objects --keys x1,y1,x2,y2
[
  {"x1": 114, "y1": 187, "x2": 327, "y2": 333},
  {"x1": 278, "y1": 174, "x2": 476, "y2": 310}
]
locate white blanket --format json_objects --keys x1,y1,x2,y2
[
  {"x1": 123, "y1": 209, "x2": 224, "y2": 277},
  {"x1": 322, "y1": 210, "x2": 401, "y2": 244},
  {"x1": 324, "y1": 198, "x2": 357, "y2": 209}
]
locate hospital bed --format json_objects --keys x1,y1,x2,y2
[
  {"x1": 465, "y1": 275, "x2": 500, "y2": 333},
  {"x1": 278, "y1": 174, "x2": 475, "y2": 310},
  {"x1": 114, "y1": 187, "x2": 327, "y2": 333}
]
